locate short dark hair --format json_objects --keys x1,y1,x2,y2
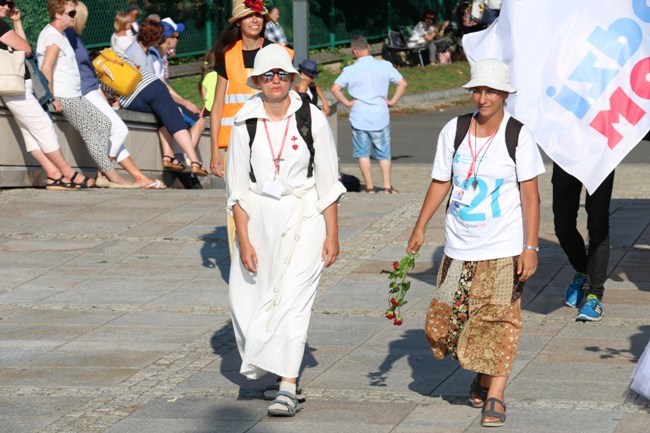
[{"x1": 350, "y1": 35, "x2": 369, "y2": 51}]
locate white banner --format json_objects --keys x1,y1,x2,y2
[{"x1": 463, "y1": 0, "x2": 650, "y2": 193}]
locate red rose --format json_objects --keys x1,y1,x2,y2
[
  {"x1": 390, "y1": 298, "x2": 399, "y2": 306},
  {"x1": 454, "y1": 300, "x2": 461, "y2": 307},
  {"x1": 393, "y1": 318, "x2": 403, "y2": 326},
  {"x1": 450, "y1": 324, "x2": 457, "y2": 331},
  {"x1": 385, "y1": 310, "x2": 396, "y2": 320},
  {"x1": 393, "y1": 261, "x2": 399, "y2": 270}
]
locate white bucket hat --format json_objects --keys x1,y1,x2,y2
[
  {"x1": 246, "y1": 44, "x2": 302, "y2": 89},
  {"x1": 462, "y1": 58, "x2": 517, "y2": 94}
]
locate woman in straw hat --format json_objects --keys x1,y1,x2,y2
[
  {"x1": 208, "y1": 0, "x2": 292, "y2": 177},
  {"x1": 226, "y1": 44, "x2": 345, "y2": 417},
  {"x1": 406, "y1": 58, "x2": 544, "y2": 427}
]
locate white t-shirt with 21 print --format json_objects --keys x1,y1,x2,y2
[{"x1": 431, "y1": 112, "x2": 545, "y2": 261}]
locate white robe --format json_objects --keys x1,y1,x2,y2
[{"x1": 226, "y1": 91, "x2": 346, "y2": 379}]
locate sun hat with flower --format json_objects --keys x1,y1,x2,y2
[
  {"x1": 229, "y1": 0, "x2": 269, "y2": 24},
  {"x1": 245, "y1": 44, "x2": 302, "y2": 89}
]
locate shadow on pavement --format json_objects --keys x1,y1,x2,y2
[{"x1": 200, "y1": 226, "x2": 230, "y2": 283}]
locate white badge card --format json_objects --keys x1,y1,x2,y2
[
  {"x1": 450, "y1": 184, "x2": 476, "y2": 206},
  {"x1": 262, "y1": 180, "x2": 283, "y2": 199}
]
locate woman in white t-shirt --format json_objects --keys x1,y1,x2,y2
[
  {"x1": 407, "y1": 58, "x2": 544, "y2": 428},
  {"x1": 37, "y1": 0, "x2": 135, "y2": 187}
]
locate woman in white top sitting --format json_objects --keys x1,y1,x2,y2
[
  {"x1": 38, "y1": 0, "x2": 135, "y2": 187},
  {"x1": 0, "y1": 0, "x2": 83, "y2": 190}
]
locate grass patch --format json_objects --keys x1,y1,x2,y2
[{"x1": 170, "y1": 61, "x2": 471, "y2": 107}]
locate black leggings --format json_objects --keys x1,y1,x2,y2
[{"x1": 552, "y1": 163, "x2": 615, "y2": 299}]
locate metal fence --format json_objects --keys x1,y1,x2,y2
[{"x1": 16, "y1": 0, "x2": 462, "y2": 58}]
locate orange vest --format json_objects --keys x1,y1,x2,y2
[{"x1": 220, "y1": 40, "x2": 293, "y2": 149}]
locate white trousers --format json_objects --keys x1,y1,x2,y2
[
  {"x1": 1, "y1": 79, "x2": 59, "y2": 154},
  {"x1": 84, "y1": 90, "x2": 130, "y2": 162}
]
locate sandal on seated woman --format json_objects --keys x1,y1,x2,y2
[
  {"x1": 162, "y1": 155, "x2": 184, "y2": 172},
  {"x1": 70, "y1": 171, "x2": 95, "y2": 188}
]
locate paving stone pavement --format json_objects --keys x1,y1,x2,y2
[{"x1": 1, "y1": 136, "x2": 650, "y2": 431}]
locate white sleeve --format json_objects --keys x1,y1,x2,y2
[
  {"x1": 311, "y1": 107, "x2": 346, "y2": 212},
  {"x1": 226, "y1": 122, "x2": 254, "y2": 217},
  {"x1": 515, "y1": 125, "x2": 546, "y2": 181},
  {"x1": 430, "y1": 118, "x2": 458, "y2": 181}
]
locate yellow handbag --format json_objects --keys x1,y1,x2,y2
[{"x1": 92, "y1": 48, "x2": 142, "y2": 96}]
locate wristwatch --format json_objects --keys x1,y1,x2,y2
[{"x1": 523, "y1": 244, "x2": 539, "y2": 252}]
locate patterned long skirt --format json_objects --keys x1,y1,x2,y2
[{"x1": 424, "y1": 254, "x2": 524, "y2": 377}]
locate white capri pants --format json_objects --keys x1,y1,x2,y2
[
  {"x1": 1, "y1": 79, "x2": 59, "y2": 154},
  {"x1": 84, "y1": 90, "x2": 130, "y2": 163}
]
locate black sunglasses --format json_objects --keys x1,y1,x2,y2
[
  {"x1": 260, "y1": 69, "x2": 291, "y2": 83},
  {"x1": 64, "y1": 10, "x2": 77, "y2": 18},
  {"x1": 0, "y1": 0, "x2": 16, "y2": 9}
]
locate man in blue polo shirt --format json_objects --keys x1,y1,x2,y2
[{"x1": 331, "y1": 35, "x2": 407, "y2": 194}]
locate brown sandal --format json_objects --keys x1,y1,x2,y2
[
  {"x1": 162, "y1": 155, "x2": 185, "y2": 172},
  {"x1": 190, "y1": 161, "x2": 208, "y2": 177}
]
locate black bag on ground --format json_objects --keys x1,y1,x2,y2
[{"x1": 339, "y1": 173, "x2": 361, "y2": 192}]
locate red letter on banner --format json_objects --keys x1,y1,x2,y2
[
  {"x1": 590, "y1": 87, "x2": 645, "y2": 149},
  {"x1": 631, "y1": 57, "x2": 650, "y2": 99}
]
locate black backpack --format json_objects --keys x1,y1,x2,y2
[
  {"x1": 453, "y1": 112, "x2": 523, "y2": 163},
  {"x1": 245, "y1": 95, "x2": 314, "y2": 183}
]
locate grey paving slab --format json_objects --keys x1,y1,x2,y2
[
  {"x1": 104, "y1": 418, "x2": 256, "y2": 433},
  {"x1": 392, "y1": 402, "x2": 478, "y2": 433},
  {"x1": 0, "y1": 417, "x2": 61, "y2": 433},
  {"x1": 0, "y1": 366, "x2": 137, "y2": 387}
]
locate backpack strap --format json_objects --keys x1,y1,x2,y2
[
  {"x1": 453, "y1": 113, "x2": 474, "y2": 155},
  {"x1": 246, "y1": 118, "x2": 258, "y2": 183},
  {"x1": 246, "y1": 95, "x2": 315, "y2": 183},
  {"x1": 296, "y1": 94, "x2": 315, "y2": 178},
  {"x1": 504, "y1": 116, "x2": 523, "y2": 164}
]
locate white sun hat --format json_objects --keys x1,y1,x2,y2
[
  {"x1": 462, "y1": 58, "x2": 517, "y2": 93},
  {"x1": 245, "y1": 44, "x2": 302, "y2": 89}
]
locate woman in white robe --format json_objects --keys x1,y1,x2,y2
[{"x1": 226, "y1": 44, "x2": 346, "y2": 417}]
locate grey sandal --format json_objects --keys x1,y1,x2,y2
[
  {"x1": 481, "y1": 397, "x2": 507, "y2": 427},
  {"x1": 267, "y1": 390, "x2": 299, "y2": 417},
  {"x1": 262, "y1": 384, "x2": 304, "y2": 401}
]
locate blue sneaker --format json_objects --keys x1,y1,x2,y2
[
  {"x1": 576, "y1": 296, "x2": 604, "y2": 322},
  {"x1": 564, "y1": 273, "x2": 588, "y2": 308}
]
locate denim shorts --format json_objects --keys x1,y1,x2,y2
[{"x1": 352, "y1": 125, "x2": 391, "y2": 160}]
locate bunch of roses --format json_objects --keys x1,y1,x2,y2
[
  {"x1": 245, "y1": 0, "x2": 266, "y2": 13},
  {"x1": 382, "y1": 252, "x2": 417, "y2": 326}
]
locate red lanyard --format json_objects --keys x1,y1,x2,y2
[
  {"x1": 263, "y1": 117, "x2": 292, "y2": 175},
  {"x1": 465, "y1": 121, "x2": 499, "y2": 186}
]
